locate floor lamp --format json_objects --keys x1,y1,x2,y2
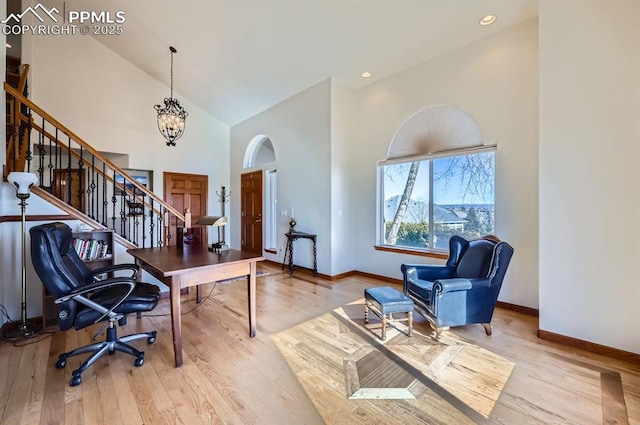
[{"x1": 4, "y1": 172, "x2": 41, "y2": 339}]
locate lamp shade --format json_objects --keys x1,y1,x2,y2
[
  {"x1": 196, "y1": 216, "x2": 228, "y2": 227},
  {"x1": 7, "y1": 172, "x2": 38, "y2": 195}
]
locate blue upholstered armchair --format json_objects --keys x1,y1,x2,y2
[{"x1": 401, "y1": 235, "x2": 514, "y2": 338}]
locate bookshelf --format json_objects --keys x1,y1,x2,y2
[{"x1": 41, "y1": 229, "x2": 114, "y2": 331}]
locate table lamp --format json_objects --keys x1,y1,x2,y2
[
  {"x1": 196, "y1": 215, "x2": 228, "y2": 252},
  {"x1": 4, "y1": 172, "x2": 41, "y2": 339}
]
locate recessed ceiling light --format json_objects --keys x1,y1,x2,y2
[
  {"x1": 479, "y1": 14, "x2": 497, "y2": 26},
  {"x1": 361, "y1": 71, "x2": 372, "y2": 78},
  {"x1": 5, "y1": 43, "x2": 12, "y2": 49}
]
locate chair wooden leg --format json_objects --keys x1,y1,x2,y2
[
  {"x1": 429, "y1": 322, "x2": 443, "y2": 339},
  {"x1": 364, "y1": 301, "x2": 369, "y2": 324},
  {"x1": 481, "y1": 322, "x2": 492, "y2": 335}
]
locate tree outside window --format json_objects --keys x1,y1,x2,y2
[{"x1": 380, "y1": 149, "x2": 495, "y2": 251}]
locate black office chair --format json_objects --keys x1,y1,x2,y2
[{"x1": 30, "y1": 222, "x2": 161, "y2": 386}]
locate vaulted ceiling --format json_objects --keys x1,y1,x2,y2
[{"x1": 72, "y1": 0, "x2": 538, "y2": 126}]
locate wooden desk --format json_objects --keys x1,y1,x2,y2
[{"x1": 127, "y1": 246, "x2": 264, "y2": 367}]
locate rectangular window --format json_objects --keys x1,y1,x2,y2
[
  {"x1": 378, "y1": 148, "x2": 495, "y2": 252},
  {"x1": 265, "y1": 169, "x2": 277, "y2": 251}
]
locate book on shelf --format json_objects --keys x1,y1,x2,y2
[{"x1": 72, "y1": 237, "x2": 111, "y2": 261}]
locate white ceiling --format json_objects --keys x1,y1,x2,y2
[{"x1": 75, "y1": 0, "x2": 538, "y2": 126}]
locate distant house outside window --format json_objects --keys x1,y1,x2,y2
[{"x1": 378, "y1": 148, "x2": 495, "y2": 251}]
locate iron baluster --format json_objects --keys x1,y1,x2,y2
[
  {"x1": 37, "y1": 117, "x2": 45, "y2": 186},
  {"x1": 149, "y1": 199, "x2": 155, "y2": 248},
  {"x1": 102, "y1": 163, "x2": 108, "y2": 226},
  {"x1": 120, "y1": 178, "x2": 127, "y2": 239},
  {"x1": 77, "y1": 147, "x2": 84, "y2": 212},
  {"x1": 24, "y1": 105, "x2": 33, "y2": 172},
  {"x1": 47, "y1": 127, "x2": 53, "y2": 193},
  {"x1": 66, "y1": 136, "x2": 72, "y2": 207},
  {"x1": 111, "y1": 169, "x2": 117, "y2": 231}
]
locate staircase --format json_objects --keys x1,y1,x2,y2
[{"x1": 4, "y1": 68, "x2": 186, "y2": 249}]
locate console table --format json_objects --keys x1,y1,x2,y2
[{"x1": 282, "y1": 231, "x2": 318, "y2": 277}]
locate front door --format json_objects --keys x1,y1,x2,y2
[
  {"x1": 163, "y1": 172, "x2": 208, "y2": 246},
  {"x1": 240, "y1": 170, "x2": 263, "y2": 254}
]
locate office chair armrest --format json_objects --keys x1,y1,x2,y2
[
  {"x1": 90, "y1": 263, "x2": 140, "y2": 279},
  {"x1": 57, "y1": 277, "x2": 137, "y2": 324},
  {"x1": 56, "y1": 278, "x2": 135, "y2": 303}
]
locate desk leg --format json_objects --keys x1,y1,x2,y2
[
  {"x1": 248, "y1": 261, "x2": 257, "y2": 337},
  {"x1": 170, "y1": 279, "x2": 184, "y2": 367},
  {"x1": 196, "y1": 284, "x2": 202, "y2": 304}
]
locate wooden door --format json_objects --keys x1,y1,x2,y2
[
  {"x1": 163, "y1": 172, "x2": 208, "y2": 246},
  {"x1": 54, "y1": 169, "x2": 85, "y2": 212},
  {"x1": 241, "y1": 171, "x2": 263, "y2": 254}
]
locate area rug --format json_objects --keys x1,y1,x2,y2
[{"x1": 272, "y1": 300, "x2": 515, "y2": 424}]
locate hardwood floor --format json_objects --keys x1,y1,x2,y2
[{"x1": 1, "y1": 263, "x2": 638, "y2": 424}]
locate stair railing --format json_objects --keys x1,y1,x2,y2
[{"x1": 4, "y1": 82, "x2": 185, "y2": 248}]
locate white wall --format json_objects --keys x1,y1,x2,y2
[
  {"x1": 230, "y1": 80, "x2": 332, "y2": 274},
  {"x1": 539, "y1": 0, "x2": 640, "y2": 353},
  {"x1": 330, "y1": 81, "x2": 357, "y2": 275},
  {"x1": 350, "y1": 20, "x2": 539, "y2": 308}
]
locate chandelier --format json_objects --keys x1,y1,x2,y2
[{"x1": 154, "y1": 46, "x2": 188, "y2": 146}]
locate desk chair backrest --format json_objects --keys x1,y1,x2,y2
[{"x1": 30, "y1": 222, "x2": 93, "y2": 329}]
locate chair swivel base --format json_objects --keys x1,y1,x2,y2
[{"x1": 55, "y1": 323, "x2": 157, "y2": 387}]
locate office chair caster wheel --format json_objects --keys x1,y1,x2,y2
[
  {"x1": 55, "y1": 358, "x2": 67, "y2": 369},
  {"x1": 147, "y1": 331, "x2": 157, "y2": 344},
  {"x1": 70, "y1": 375, "x2": 82, "y2": 387},
  {"x1": 134, "y1": 355, "x2": 144, "y2": 367},
  {"x1": 109, "y1": 349, "x2": 116, "y2": 355}
]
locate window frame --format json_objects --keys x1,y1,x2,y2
[{"x1": 376, "y1": 145, "x2": 496, "y2": 255}]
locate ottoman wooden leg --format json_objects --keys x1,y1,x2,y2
[
  {"x1": 381, "y1": 314, "x2": 387, "y2": 341},
  {"x1": 364, "y1": 301, "x2": 369, "y2": 324},
  {"x1": 407, "y1": 311, "x2": 413, "y2": 337}
]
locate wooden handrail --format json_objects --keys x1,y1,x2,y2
[{"x1": 4, "y1": 82, "x2": 185, "y2": 222}]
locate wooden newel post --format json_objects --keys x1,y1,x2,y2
[
  {"x1": 163, "y1": 211, "x2": 170, "y2": 246},
  {"x1": 184, "y1": 208, "x2": 191, "y2": 229}
]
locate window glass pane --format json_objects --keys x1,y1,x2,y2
[
  {"x1": 432, "y1": 151, "x2": 495, "y2": 249},
  {"x1": 382, "y1": 160, "x2": 430, "y2": 249}
]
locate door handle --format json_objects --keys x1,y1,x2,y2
[{"x1": 255, "y1": 219, "x2": 262, "y2": 223}]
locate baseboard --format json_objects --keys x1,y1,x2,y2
[
  {"x1": 496, "y1": 301, "x2": 539, "y2": 317},
  {"x1": 537, "y1": 329, "x2": 640, "y2": 364},
  {"x1": 326, "y1": 270, "x2": 356, "y2": 280},
  {"x1": 351, "y1": 270, "x2": 403, "y2": 285}
]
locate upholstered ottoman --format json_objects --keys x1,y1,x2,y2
[{"x1": 364, "y1": 286, "x2": 414, "y2": 341}]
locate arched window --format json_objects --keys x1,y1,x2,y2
[
  {"x1": 377, "y1": 105, "x2": 496, "y2": 253},
  {"x1": 243, "y1": 135, "x2": 276, "y2": 169}
]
